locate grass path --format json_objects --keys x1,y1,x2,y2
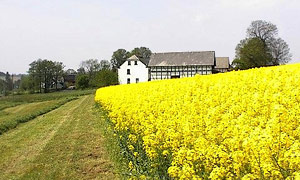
[
  {"x1": 0, "y1": 95, "x2": 118, "y2": 180},
  {"x1": 0, "y1": 100, "x2": 58, "y2": 122}
]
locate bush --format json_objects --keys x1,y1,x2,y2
[
  {"x1": 90, "y1": 69, "x2": 118, "y2": 88},
  {"x1": 76, "y1": 74, "x2": 90, "y2": 89}
]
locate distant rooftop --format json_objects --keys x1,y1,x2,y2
[
  {"x1": 215, "y1": 57, "x2": 230, "y2": 69},
  {"x1": 148, "y1": 51, "x2": 215, "y2": 66},
  {"x1": 128, "y1": 55, "x2": 139, "y2": 60}
]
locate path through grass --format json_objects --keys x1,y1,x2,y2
[{"x1": 0, "y1": 95, "x2": 118, "y2": 180}]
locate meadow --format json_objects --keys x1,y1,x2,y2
[
  {"x1": 0, "y1": 90, "x2": 94, "y2": 134},
  {"x1": 0, "y1": 91, "x2": 120, "y2": 179},
  {"x1": 0, "y1": 90, "x2": 94, "y2": 110},
  {"x1": 95, "y1": 64, "x2": 300, "y2": 179}
]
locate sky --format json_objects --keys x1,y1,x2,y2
[{"x1": 0, "y1": 0, "x2": 299, "y2": 74}]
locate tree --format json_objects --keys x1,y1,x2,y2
[
  {"x1": 246, "y1": 20, "x2": 291, "y2": 65},
  {"x1": 20, "y1": 75, "x2": 34, "y2": 92},
  {"x1": 77, "y1": 67, "x2": 85, "y2": 74},
  {"x1": 99, "y1": 60, "x2": 111, "y2": 70},
  {"x1": 76, "y1": 74, "x2": 90, "y2": 89},
  {"x1": 5, "y1": 72, "x2": 13, "y2": 91},
  {"x1": 232, "y1": 38, "x2": 272, "y2": 70},
  {"x1": 90, "y1": 69, "x2": 118, "y2": 88},
  {"x1": 233, "y1": 20, "x2": 292, "y2": 70},
  {"x1": 65, "y1": 69, "x2": 77, "y2": 75},
  {"x1": 28, "y1": 59, "x2": 64, "y2": 93},
  {"x1": 53, "y1": 62, "x2": 65, "y2": 90},
  {"x1": 111, "y1": 49, "x2": 129, "y2": 71},
  {"x1": 0, "y1": 79, "x2": 5, "y2": 95},
  {"x1": 247, "y1": 20, "x2": 278, "y2": 44},
  {"x1": 129, "y1": 47, "x2": 152, "y2": 62},
  {"x1": 79, "y1": 59, "x2": 101, "y2": 77},
  {"x1": 269, "y1": 37, "x2": 292, "y2": 65}
]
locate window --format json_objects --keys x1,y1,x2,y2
[
  {"x1": 134, "y1": 61, "x2": 138, "y2": 65},
  {"x1": 136, "y1": 78, "x2": 139, "y2": 83},
  {"x1": 127, "y1": 69, "x2": 130, "y2": 75},
  {"x1": 127, "y1": 78, "x2": 130, "y2": 84},
  {"x1": 128, "y1": 61, "x2": 131, "y2": 65}
]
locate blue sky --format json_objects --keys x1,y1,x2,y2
[{"x1": 0, "y1": 0, "x2": 299, "y2": 73}]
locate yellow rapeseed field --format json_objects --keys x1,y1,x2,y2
[{"x1": 95, "y1": 64, "x2": 300, "y2": 179}]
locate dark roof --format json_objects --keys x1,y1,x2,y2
[
  {"x1": 64, "y1": 74, "x2": 76, "y2": 82},
  {"x1": 215, "y1": 57, "x2": 230, "y2": 69},
  {"x1": 123, "y1": 55, "x2": 149, "y2": 66},
  {"x1": 148, "y1": 51, "x2": 215, "y2": 66}
]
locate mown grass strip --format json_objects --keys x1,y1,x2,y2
[
  {"x1": 0, "y1": 90, "x2": 95, "y2": 112},
  {"x1": 0, "y1": 97, "x2": 77, "y2": 135},
  {"x1": 0, "y1": 95, "x2": 118, "y2": 179},
  {"x1": 0, "y1": 90, "x2": 94, "y2": 104},
  {"x1": 94, "y1": 103, "x2": 131, "y2": 180},
  {"x1": 0, "y1": 102, "x2": 23, "y2": 111}
]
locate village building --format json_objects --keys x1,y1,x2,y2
[
  {"x1": 214, "y1": 57, "x2": 230, "y2": 73},
  {"x1": 118, "y1": 51, "x2": 230, "y2": 84},
  {"x1": 148, "y1": 51, "x2": 215, "y2": 80},
  {"x1": 118, "y1": 55, "x2": 149, "y2": 84}
]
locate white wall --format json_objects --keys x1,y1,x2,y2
[{"x1": 118, "y1": 60, "x2": 149, "y2": 84}]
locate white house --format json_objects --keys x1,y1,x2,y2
[{"x1": 118, "y1": 55, "x2": 149, "y2": 84}]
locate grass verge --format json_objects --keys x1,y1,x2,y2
[
  {"x1": 0, "y1": 89, "x2": 94, "y2": 110},
  {"x1": 94, "y1": 103, "x2": 132, "y2": 179},
  {"x1": 0, "y1": 97, "x2": 77, "y2": 135}
]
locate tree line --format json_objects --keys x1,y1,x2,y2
[{"x1": 0, "y1": 47, "x2": 151, "y2": 95}]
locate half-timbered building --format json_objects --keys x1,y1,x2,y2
[
  {"x1": 148, "y1": 51, "x2": 216, "y2": 80},
  {"x1": 215, "y1": 57, "x2": 230, "y2": 73}
]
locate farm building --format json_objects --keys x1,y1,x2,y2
[
  {"x1": 215, "y1": 57, "x2": 230, "y2": 73},
  {"x1": 118, "y1": 55, "x2": 149, "y2": 84},
  {"x1": 148, "y1": 51, "x2": 216, "y2": 80},
  {"x1": 118, "y1": 51, "x2": 230, "y2": 84}
]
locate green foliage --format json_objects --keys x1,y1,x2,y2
[
  {"x1": 90, "y1": 69, "x2": 118, "y2": 88},
  {"x1": 5, "y1": 72, "x2": 13, "y2": 91},
  {"x1": 111, "y1": 49, "x2": 130, "y2": 71},
  {"x1": 110, "y1": 47, "x2": 152, "y2": 71},
  {"x1": 232, "y1": 38, "x2": 272, "y2": 70},
  {"x1": 28, "y1": 59, "x2": 65, "y2": 93},
  {"x1": 129, "y1": 47, "x2": 152, "y2": 63},
  {"x1": 79, "y1": 59, "x2": 101, "y2": 77},
  {"x1": 19, "y1": 75, "x2": 34, "y2": 92},
  {"x1": 233, "y1": 20, "x2": 291, "y2": 70},
  {"x1": 76, "y1": 74, "x2": 90, "y2": 89},
  {"x1": 0, "y1": 79, "x2": 5, "y2": 95}
]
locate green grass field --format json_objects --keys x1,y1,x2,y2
[
  {"x1": 0, "y1": 90, "x2": 94, "y2": 110},
  {"x1": 0, "y1": 95, "x2": 120, "y2": 179},
  {"x1": 0, "y1": 98, "x2": 77, "y2": 135}
]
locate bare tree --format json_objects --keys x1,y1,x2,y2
[
  {"x1": 247, "y1": 20, "x2": 278, "y2": 44},
  {"x1": 269, "y1": 38, "x2": 292, "y2": 65},
  {"x1": 79, "y1": 59, "x2": 101, "y2": 77},
  {"x1": 99, "y1": 60, "x2": 111, "y2": 70},
  {"x1": 245, "y1": 20, "x2": 292, "y2": 65}
]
